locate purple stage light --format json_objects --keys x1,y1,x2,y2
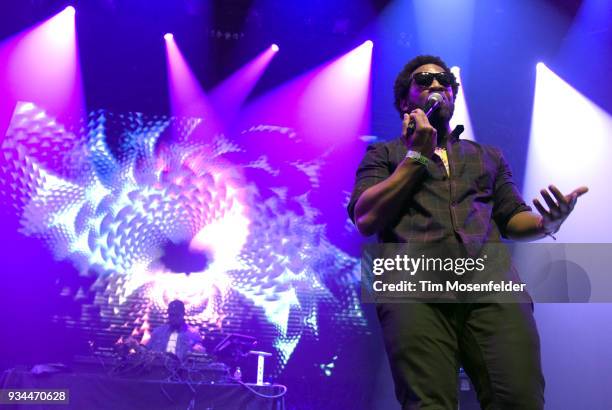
[
  {"x1": 64, "y1": 5, "x2": 76, "y2": 16},
  {"x1": 363, "y1": 40, "x2": 373, "y2": 48},
  {"x1": 164, "y1": 33, "x2": 174, "y2": 41},
  {"x1": 0, "y1": 5, "x2": 84, "y2": 134},
  {"x1": 210, "y1": 45, "x2": 279, "y2": 124},
  {"x1": 239, "y1": 41, "x2": 373, "y2": 148},
  {"x1": 164, "y1": 34, "x2": 219, "y2": 131},
  {"x1": 296, "y1": 41, "x2": 373, "y2": 145}
]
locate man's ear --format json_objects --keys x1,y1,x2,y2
[{"x1": 399, "y1": 98, "x2": 409, "y2": 114}]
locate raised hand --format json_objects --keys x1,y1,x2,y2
[
  {"x1": 533, "y1": 185, "x2": 588, "y2": 235},
  {"x1": 402, "y1": 109, "x2": 437, "y2": 158}
]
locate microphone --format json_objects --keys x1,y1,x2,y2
[{"x1": 406, "y1": 93, "x2": 443, "y2": 135}]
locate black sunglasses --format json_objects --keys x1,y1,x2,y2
[{"x1": 410, "y1": 71, "x2": 455, "y2": 88}]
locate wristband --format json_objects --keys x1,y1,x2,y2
[
  {"x1": 405, "y1": 150, "x2": 429, "y2": 166},
  {"x1": 538, "y1": 217, "x2": 558, "y2": 240}
]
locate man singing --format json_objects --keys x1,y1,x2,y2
[{"x1": 348, "y1": 55, "x2": 587, "y2": 409}]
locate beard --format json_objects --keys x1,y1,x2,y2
[
  {"x1": 429, "y1": 103, "x2": 454, "y2": 126},
  {"x1": 406, "y1": 99, "x2": 454, "y2": 127}
]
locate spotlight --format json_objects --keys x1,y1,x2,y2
[
  {"x1": 363, "y1": 40, "x2": 373, "y2": 48},
  {"x1": 271, "y1": 44, "x2": 279, "y2": 52},
  {"x1": 536, "y1": 62, "x2": 545, "y2": 71},
  {"x1": 64, "y1": 5, "x2": 76, "y2": 16},
  {"x1": 164, "y1": 33, "x2": 174, "y2": 41}
]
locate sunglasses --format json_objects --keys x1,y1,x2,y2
[{"x1": 410, "y1": 71, "x2": 455, "y2": 88}]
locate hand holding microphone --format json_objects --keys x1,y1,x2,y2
[{"x1": 402, "y1": 93, "x2": 443, "y2": 158}]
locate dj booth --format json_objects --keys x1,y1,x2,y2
[
  {"x1": 1, "y1": 367, "x2": 285, "y2": 410},
  {"x1": 1, "y1": 333, "x2": 286, "y2": 409},
  {"x1": 0, "y1": 342, "x2": 287, "y2": 410}
]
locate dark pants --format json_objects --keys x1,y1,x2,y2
[{"x1": 377, "y1": 303, "x2": 545, "y2": 410}]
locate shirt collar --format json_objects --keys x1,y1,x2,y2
[{"x1": 448, "y1": 125, "x2": 464, "y2": 142}]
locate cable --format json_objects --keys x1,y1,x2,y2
[
  {"x1": 105, "y1": 350, "x2": 288, "y2": 401},
  {"x1": 235, "y1": 380, "x2": 288, "y2": 399}
]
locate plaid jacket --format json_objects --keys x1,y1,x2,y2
[{"x1": 348, "y1": 127, "x2": 531, "y2": 246}]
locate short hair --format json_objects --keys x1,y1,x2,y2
[
  {"x1": 393, "y1": 55, "x2": 459, "y2": 115},
  {"x1": 168, "y1": 299, "x2": 185, "y2": 314}
]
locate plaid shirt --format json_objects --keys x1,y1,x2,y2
[{"x1": 348, "y1": 126, "x2": 531, "y2": 246}]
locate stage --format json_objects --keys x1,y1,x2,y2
[
  {"x1": 1, "y1": 1, "x2": 611, "y2": 409},
  {"x1": 1, "y1": 367, "x2": 285, "y2": 410}
]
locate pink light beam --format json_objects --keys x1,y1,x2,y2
[
  {"x1": 0, "y1": 6, "x2": 84, "y2": 135},
  {"x1": 210, "y1": 44, "x2": 280, "y2": 125},
  {"x1": 239, "y1": 40, "x2": 373, "y2": 148},
  {"x1": 296, "y1": 39, "x2": 373, "y2": 146},
  {"x1": 164, "y1": 34, "x2": 220, "y2": 134}
]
